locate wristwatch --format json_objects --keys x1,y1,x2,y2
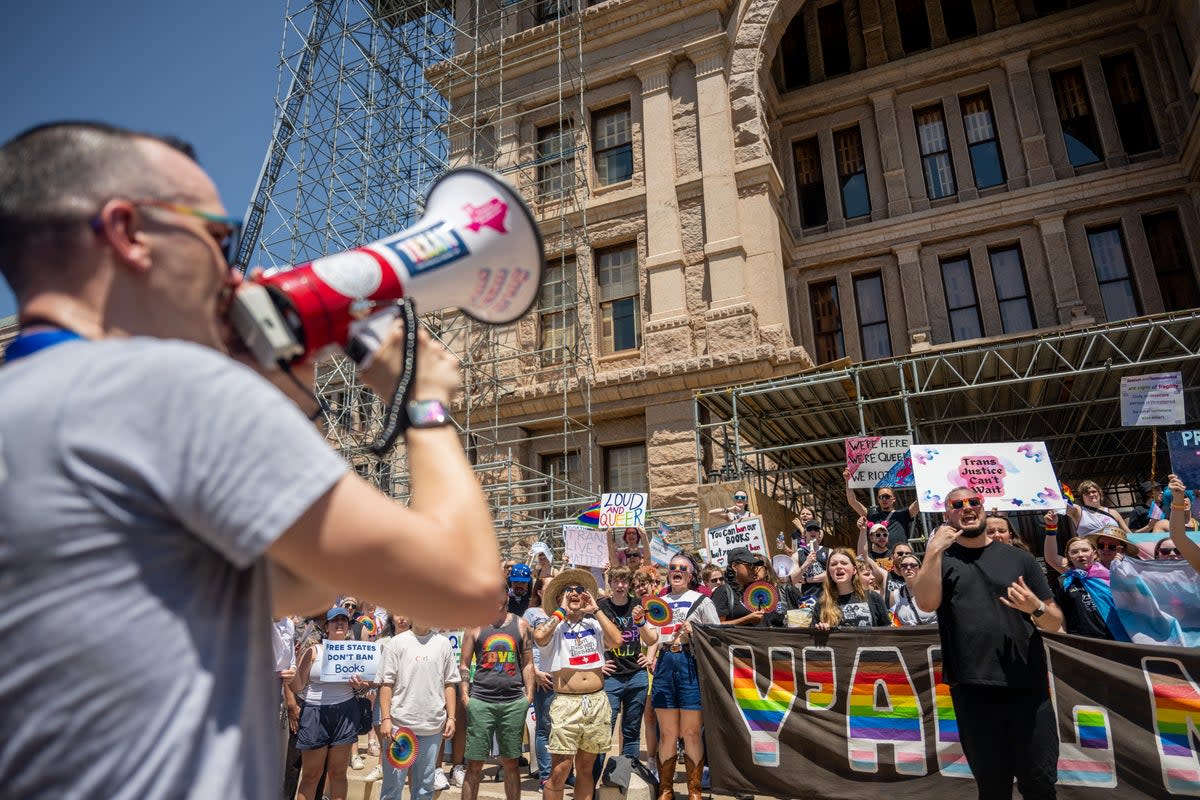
[
  {"x1": 405, "y1": 398, "x2": 452, "y2": 429},
  {"x1": 1031, "y1": 601, "x2": 1046, "y2": 619}
]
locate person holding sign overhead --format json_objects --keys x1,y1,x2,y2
[
  {"x1": 1166, "y1": 474, "x2": 1200, "y2": 572},
  {"x1": 843, "y1": 468, "x2": 918, "y2": 550},
  {"x1": 290, "y1": 606, "x2": 373, "y2": 800}
]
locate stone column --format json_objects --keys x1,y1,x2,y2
[
  {"x1": 872, "y1": 90, "x2": 911, "y2": 216},
  {"x1": 992, "y1": 0, "x2": 1023, "y2": 28},
  {"x1": 1003, "y1": 51, "x2": 1055, "y2": 185},
  {"x1": 1082, "y1": 58, "x2": 1125, "y2": 168},
  {"x1": 686, "y1": 34, "x2": 758, "y2": 351},
  {"x1": 893, "y1": 242, "x2": 931, "y2": 351},
  {"x1": 1035, "y1": 212, "x2": 1092, "y2": 326},
  {"x1": 858, "y1": 0, "x2": 888, "y2": 68},
  {"x1": 634, "y1": 54, "x2": 693, "y2": 361},
  {"x1": 494, "y1": 114, "x2": 524, "y2": 192},
  {"x1": 647, "y1": 399, "x2": 702, "y2": 510}
]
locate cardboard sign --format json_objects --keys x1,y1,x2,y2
[
  {"x1": 845, "y1": 436, "x2": 914, "y2": 489},
  {"x1": 1167, "y1": 430, "x2": 1200, "y2": 490},
  {"x1": 564, "y1": 524, "x2": 609, "y2": 568},
  {"x1": 650, "y1": 534, "x2": 681, "y2": 567},
  {"x1": 1120, "y1": 372, "x2": 1185, "y2": 427},
  {"x1": 599, "y1": 492, "x2": 647, "y2": 528},
  {"x1": 320, "y1": 639, "x2": 380, "y2": 682},
  {"x1": 910, "y1": 442, "x2": 1063, "y2": 512},
  {"x1": 705, "y1": 515, "x2": 767, "y2": 568}
]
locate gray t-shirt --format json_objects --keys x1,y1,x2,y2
[{"x1": 0, "y1": 338, "x2": 347, "y2": 798}]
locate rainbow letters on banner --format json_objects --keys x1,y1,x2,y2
[{"x1": 694, "y1": 626, "x2": 1200, "y2": 799}]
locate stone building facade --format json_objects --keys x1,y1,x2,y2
[{"x1": 438, "y1": 0, "x2": 1200, "y2": 520}]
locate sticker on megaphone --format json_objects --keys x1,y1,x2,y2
[{"x1": 229, "y1": 167, "x2": 545, "y2": 369}]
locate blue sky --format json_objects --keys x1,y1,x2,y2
[{"x1": 0, "y1": 1, "x2": 288, "y2": 318}]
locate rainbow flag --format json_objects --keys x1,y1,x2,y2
[
  {"x1": 576, "y1": 502, "x2": 601, "y2": 527},
  {"x1": 1061, "y1": 482, "x2": 1075, "y2": 506}
]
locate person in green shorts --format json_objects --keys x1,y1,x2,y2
[{"x1": 459, "y1": 588, "x2": 534, "y2": 800}]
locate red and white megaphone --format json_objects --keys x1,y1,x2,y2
[{"x1": 231, "y1": 166, "x2": 545, "y2": 369}]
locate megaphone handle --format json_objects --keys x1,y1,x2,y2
[{"x1": 370, "y1": 298, "x2": 419, "y2": 455}]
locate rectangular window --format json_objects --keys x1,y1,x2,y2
[
  {"x1": 988, "y1": 246, "x2": 1036, "y2": 333},
  {"x1": 540, "y1": 451, "x2": 582, "y2": 504},
  {"x1": 539, "y1": 257, "x2": 578, "y2": 365},
  {"x1": 537, "y1": 120, "x2": 575, "y2": 200},
  {"x1": 834, "y1": 126, "x2": 871, "y2": 219},
  {"x1": 1143, "y1": 210, "x2": 1200, "y2": 311},
  {"x1": 1102, "y1": 53, "x2": 1158, "y2": 156},
  {"x1": 596, "y1": 244, "x2": 641, "y2": 354},
  {"x1": 593, "y1": 105, "x2": 633, "y2": 186},
  {"x1": 810, "y1": 279, "x2": 845, "y2": 363},
  {"x1": 1086, "y1": 225, "x2": 1141, "y2": 321},
  {"x1": 793, "y1": 137, "x2": 828, "y2": 228},
  {"x1": 960, "y1": 92, "x2": 1006, "y2": 189},
  {"x1": 940, "y1": 0, "x2": 977, "y2": 40},
  {"x1": 1051, "y1": 67, "x2": 1103, "y2": 167},
  {"x1": 940, "y1": 255, "x2": 984, "y2": 340},
  {"x1": 535, "y1": 0, "x2": 572, "y2": 24},
  {"x1": 895, "y1": 0, "x2": 931, "y2": 53},
  {"x1": 915, "y1": 104, "x2": 957, "y2": 199},
  {"x1": 818, "y1": 2, "x2": 851, "y2": 77},
  {"x1": 605, "y1": 443, "x2": 648, "y2": 493},
  {"x1": 854, "y1": 273, "x2": 892, "y2": 360},
  {"x1": 777, "y1": 15, "x2": 811, "y2": 90}
]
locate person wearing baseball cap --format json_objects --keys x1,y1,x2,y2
[{"x1": 507, "y1": 562, "x2": 534, "y2": 615}]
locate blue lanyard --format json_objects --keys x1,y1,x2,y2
[{"x1": 5, "y1": 328, "x2": 85, "y2": 362}]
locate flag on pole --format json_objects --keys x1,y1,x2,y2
[{"x1": 576, "y1": 502, "x2": 601, "y2": 527}]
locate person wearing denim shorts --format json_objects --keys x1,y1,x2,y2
[
  {"x1": 459, "y1": 590, "x2": 533, "y2": 800},
  {"x1": 651, "y1": 554, "x2": 719, "y2": 800}
]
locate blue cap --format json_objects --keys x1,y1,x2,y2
[
  {"x1": 326, "y1": 606, "x2": 351, "y2": 622},
  {"x1": 509, "y1": 563, "x2": 533, "y2": 583}
]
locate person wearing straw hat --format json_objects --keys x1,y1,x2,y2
[
  {"x1": 1085, "y1": 524, "x2": 1140, "y2": 568},
  {"x1": 533, "y1": 568, "x2": 624, "y2": 800}
]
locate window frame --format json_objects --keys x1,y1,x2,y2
[
  {"x1": 940, "y1": 254, "x2": 985, "y2": 341},
  {"x1": 793, "y1": 136, "x2": 829, "y2": 228},
  {"x1": 1085, "y1": 223, "x2": 1142, "y2": 321},
  {"x1": 810, "y1": 278, "x2": 845, "y2": 363},
  {"x1": 914, "y1": 103, "x2": 957, "y2": 200},
  {"x1": 538, "y1": 256, "x2": 579, "y2": 366},
  {"x1": 604, "y1": 442, "x2": 649, "y2": 494},
  {"x1": 595, "y1": 243, "x2": 642, "y2": 355},
  {"x1": 1142, "y1": 209, "x2": 1200, "y2": 312},
  {"x1": 592, "y1": 103, "x2": 633, "y2": 187},
  {"x1": 536, "y1": 119, "x2": 576, "y2": 201},
  {"x1": 834, "y1": 125, "x2": 871, "y2": 220},
  {"x1": 987, "y1": 245, "x2": 1037, "y2": 334},
  {"x1": 1051, "y1": 66, "x2": 1103, "y2": 168},
  {"x1": 1101, "y1": 51, "x2": 1159, "y2": 156},
  {"x1": 960, "y1": 91, "x2": 1006, "y2": 189},
  {"x1": 853, "y1": 272, "x2": 892, "y2": 360}
]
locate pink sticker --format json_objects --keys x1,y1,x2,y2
[
  {"x1": 957, "y1": 456, "x2": 1006, "y2": 496},
  {"x1": 463, "y1": 198, "x2": 509, "y2": 234}
]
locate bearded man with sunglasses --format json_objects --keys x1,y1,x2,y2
[
  {"x1": 0, "y1": 122, "x2": 504, "y2": 798},
  {"x1": 913, "y1": 486, "x2": 1064, "y2": 799}
]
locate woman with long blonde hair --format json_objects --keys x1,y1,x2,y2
[{"x1": 814, "y1": 548, "x2": 889, "y2": 630}]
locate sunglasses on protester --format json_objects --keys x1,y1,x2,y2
[
  {"x1": 897, "y1": 562, "x2": 920, "y2": 571},
  {"x1": 1157, "y1": 547, "x2": 1179, "y2": 556},
  {"x1": 669, "y1": 565, "x2": 691, "y2": 573},
  {"x1": 95, "y1": 199, "x2": 244, "y2": 266},
  {"x1": 948, "y1": 497, "x2": 984, "y2": 510},
  {"x1": 1095, "y1": 541, "x2": 1123, "y2": 552},
  {"x1": 564, "y1": 585, "x2": 588, "y2": 594},
  {"x1": 871, "y1": 530, "x2": 890, "y2": 537}
]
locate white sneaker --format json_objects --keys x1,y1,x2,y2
[
  {"x1": 364, "y1": 764, "x2": 384, "y2": 782},
  {"x1": 433, "y1": 769, "x2": 451, "y2": 791},
  {"x1": 451, "y1": 763, "x2": 466, "y2": 787},
  {"x1": 351, "y1": 753, "x2": 365, "y2": 770}
]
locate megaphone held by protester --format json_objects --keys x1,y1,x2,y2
[{"x1": 230, "y1": 167, "x2": 545, "y2": 369}]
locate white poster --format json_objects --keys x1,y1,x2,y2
[
  {"x1": 705, "y1": 515, "x2": 767, "y2": 568},
  {"x1": 650, "y1": 534, "x2": 681, "y2": 567},
  {"x1": 845, "y1": 435, "x2": 914, "y2": 489},
  {"x1": 910, "y1": 442, "x2": 1063, "y2": 513},
  {"x1": 1120, "y1": 372, "x2": 1185, "y2": 427},
  {"x1": 564, "y1": 524, "x2": 609, "y2": 568},
  {"x1": 320, "y1": 639, "x2": 380, "y2": 682},
  {"x1": 599, "y1": 492, "x2": 648, "y2": 528}
]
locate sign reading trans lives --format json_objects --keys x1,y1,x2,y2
[
  {"x1": 845, "y1": 436, "x2": 914, "y2": 489},
  {"x1": 910, "y1": 441, "x2": 1063, "y2": 513}
]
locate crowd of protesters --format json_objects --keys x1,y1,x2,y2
[{"x1": 273, "y1": 471, "x2": 1199, "y2": 800}]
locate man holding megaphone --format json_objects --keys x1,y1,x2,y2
[{"x1": 0, "y1": 121, "x2": 515, "y2": 799}]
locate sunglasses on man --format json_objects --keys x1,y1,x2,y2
[{"x1": 948, "y1": 497, "x2": 983, "y2": 510}]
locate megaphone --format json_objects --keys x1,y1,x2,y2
[{"x1": 231, "y1": 166, "x2": 545, "y2": 369}]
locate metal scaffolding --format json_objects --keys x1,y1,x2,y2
[
  {"x1": 695, "y1": 311, "x2": 1200, "y2": 538},
  {"x1": 243, "y1": 0, "x2": 599, "y2": 555}
]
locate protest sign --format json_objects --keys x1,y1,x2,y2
[
  {"x1": 910, "y1": 441, "x2": 1062, "y2": 512},
  {"x1": 599, "y1": 492, "x2": 647, "y2": 528},
  {"x1": 1120, "y1": 372, "x2": 1185, "y2": 427},
  {"x1": 694, "y1": 625, "x2": 1200, "y2": 799},
  {"x1": 845, "y1": 436, "x2": 914, "y2": 489},
  {"x1": 320, "y1": 639, "x2": 380, "y2": 682},
  {"x1": 705, "y1": 516, "x2": 767, "y2": 567},
  {"x1": 1167, "y1": 430, "x2": 1200, "y2": 490},
  {"x1": 564, "y1": 524, "x2": 608, "y2": 568},
  {"x1": 444, "y1": 630, "x2": 464, "y2": 667},
  {"x1": 650, "y1": 534, "x2": 681, "y2": 567}
]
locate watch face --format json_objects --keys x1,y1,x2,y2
[{"x1": 407, "y1": 399, "x2": 448, "y2": 428}]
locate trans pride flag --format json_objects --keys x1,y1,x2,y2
[{"x1": 1111, "y1": 557, "x2": 1200, "y2": 647}]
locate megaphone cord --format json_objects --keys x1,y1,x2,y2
[
  {"x1": 278, "y1": 360, "x2": 330, "y2": 422},
  {"x1": 371, "y1": 298, "x2": 419, "y2": 455}
]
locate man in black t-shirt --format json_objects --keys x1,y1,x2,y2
[
  {"x1": 843, "y1": 468, "x2": 918, "y2": 550},
  {"x1": 595, "y1": 567, "x2": 657, "y2": 769},
  {"x1": 913, "y1": 486, "x2": 1064, "y2": 800}
]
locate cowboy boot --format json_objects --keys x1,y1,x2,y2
[
  {"x1": 656, "y1": 755, "x2": 677, "y2": 800},
  {"x1": 684, "y1": 756, "x2": 704, "y2": 800}
]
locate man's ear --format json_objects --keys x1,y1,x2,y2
[{"x1": 94, "y1": 199, "x2": 151, "y2": 273}]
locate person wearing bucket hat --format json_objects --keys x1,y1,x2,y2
[
  {"x1": 1084, "y1": 525, "x2": 1139, "y2": 566},
  {"x1": 533, "y1": 569, "x2": 627, "y2": 800}
]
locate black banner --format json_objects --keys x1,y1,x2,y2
[{"x1": 693, "y1": 626, "x2": 1200, "y2": 798}]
